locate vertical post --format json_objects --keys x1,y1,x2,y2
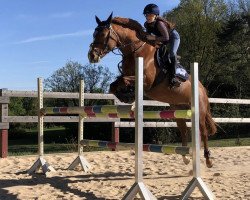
[
  {"x1": 0, "y1": 89, "x2": 9, "y2": 158},
  {"x1": 191, "y1": 62, "x2": 200, "y2": 178},
  {"x1": 28, "y1": 78, "x2": 55, "y2": 175},
  {"x1": 123, "y1": 57, "x2": 156, "y2": 200},
  {"x1": 68, "y1": 79, "x2": 91, "y2": 171},
  {"x1": 0, "y1": 130, "x2": 8, "y2": 158},
  {"x1": 78, "y1": 80, "x2": 84, "y2": 155},
  {"x1": 135, "y1": 57, "x2": 143, "y2": 183},
  {"x1": 111, "y1": 126, "x2": 119, "y2": 143},
  {"x1": 112, "y1": 99, "x2": 120, "y2": 150},
  {"x1": 38, "y1": 78, "x2": 44, "y2": 156},
  {"x1": 182, "y1": 63, "x2": 214, "y2": 199}
]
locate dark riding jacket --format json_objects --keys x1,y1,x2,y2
[{"x1": 144, "y1": 18, "x2": 170, "y2": 44}]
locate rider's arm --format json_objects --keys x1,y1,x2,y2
[
  {"x1": 144, "y1": 22, "x2": 151, "y2": 33},
  {"x1": 155, "y1": 21, "x2": 169, "y2": 42}
]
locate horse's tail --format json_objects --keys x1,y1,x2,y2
[{"x1": 205, "y1": 98, "x2": 217, "y2": 136}]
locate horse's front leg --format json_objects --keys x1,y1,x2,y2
[{"x1": 176, "y1": 119, "x2": 190, "y2": 165}]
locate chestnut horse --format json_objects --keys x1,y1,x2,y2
[{"x1": 88, "y1": 14, "x2": 217, "y2": 168}]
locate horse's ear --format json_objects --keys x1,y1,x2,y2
[
  {"x1": 95, "y1": 15, "x2": 102, "y2": 25},
  {"x1": 106, "y1": 12, "x2": 113, "y2": 24}
]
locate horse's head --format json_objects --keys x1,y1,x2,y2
[
  {"x1": 88, "y1": 13, "x2": 119, "y2": 63},
  {"x1": 110, "y1": 75, "x2": 135, "y2": 104}
]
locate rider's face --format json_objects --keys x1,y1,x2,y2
[{"x1": 145, "y1": 14, "x2": 156, "y2": 23}]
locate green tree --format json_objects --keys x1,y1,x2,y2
[
  {"x1": 160, "y1": 0, "x2": 250, "y2": 140},
  {"x1": 9, "y1": 98, "x2": 26, "y2": 116},
  {"x1": 214, "y1": 1, "x2": 249, "y2": 99},
  {"x1": 9, "y1": 97, "x2": 37, "y2": 135},
  {"x1": 163, "y1": 0, "x2": 227, "y2": 85},
  {"x1": 44, "y1": 60, "x2": 114, "y2": 93}
]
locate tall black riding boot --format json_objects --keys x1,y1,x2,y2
[{"x1": 169, "y1": 56, "x2": 181, "y2": 88}]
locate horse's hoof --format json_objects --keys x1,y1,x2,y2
[
  {"x1": 206, "y1": 160, "x2": 213, "y2": 168},
  {"x1": 182, "y1": 156, "x2": 190, "y2": 165}
]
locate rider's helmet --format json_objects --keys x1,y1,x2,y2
[{"x1": 143, "y1": 4, "x2": 160, "y2": 15}]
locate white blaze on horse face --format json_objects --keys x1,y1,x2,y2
[
  {"x1": 97, "y1": 56, "x2": 101, "y2": 62},
  {"x1": 88, "y1": 45, "x2": 101, "y2": 63}
]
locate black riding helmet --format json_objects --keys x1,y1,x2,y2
[{"x1": 143, "y1": 4, "x2": 160, "y2": 15}]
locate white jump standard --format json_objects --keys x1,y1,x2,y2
[{"x1": 27, "y1": 78, "x2": 56, "y2": 175}]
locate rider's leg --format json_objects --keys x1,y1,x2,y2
[
  {"x1": 169, "y1": 30, "x2": 181, "y2": 87},
  {"x1": 169, "y1": 56, "x2": 181, "y2": 87}
]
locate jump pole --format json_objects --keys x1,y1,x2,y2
[
  {"x1": 123, "y1": 57, "x2": 156, "y2": 200},
  {"x1": 28, "y1": 78, "x2": 55, "y2": 175},
  {"x1": 81, "y1": 139, "x2": 191, "y2": 155},
  {"x1": 68, "y1": 80, "x2": 91, "y2": 171},
  {"x1": 181, "y1": 63, "x2": 214, "y2": 199}
]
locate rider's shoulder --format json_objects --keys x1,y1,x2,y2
[
  {"x1": 156, "y1": 17, "x2": 166, "y2": 23},
  {"x1": 155, "y1": 19, "x2": 168, "y2": 29},
  {"x1": 156, "y1": 20, "x2": 165, "y2": 26}
]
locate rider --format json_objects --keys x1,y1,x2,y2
[{"x1": 143, "y1": 3, "x2": 181, "y2": 87}]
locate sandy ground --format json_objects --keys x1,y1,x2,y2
[{"x1": 0, "y1": 146, "x2": 249, "y2": 200}]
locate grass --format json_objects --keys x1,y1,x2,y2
[
  {"x1": 208, "y1": 137, "x2": 250, "y2": 147},
  {"x1": 9, "y1": 126, "x2": 70, "y2": 146},
  {"x1": 8, "y1": 144, "x2": 107, "y2": 156},
  {"x1": 6, "y1": 126, "x2": 250, "y2": 156}
]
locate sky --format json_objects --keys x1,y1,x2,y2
[{"x1": 0, "y1": 0, "x2": 180, "y2": 90}]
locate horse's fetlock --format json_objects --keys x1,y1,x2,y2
[{"x1": 204, "y1": 149, "x2": 211, "y2": 158}]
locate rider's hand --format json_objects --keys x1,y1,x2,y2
[
  {"x1": 146, "y1": 34, "x2": 156, "y2": 41},
  {"x1": 154, "y1": 41, "x2": 162, "y2": 48}
]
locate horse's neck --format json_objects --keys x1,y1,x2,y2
[
  {"x1": 113, "y1": 24, "x2": 140, "y2": 53},
  {"x1": 113, "y1": 24, "x2": 159, "y2": 87}
]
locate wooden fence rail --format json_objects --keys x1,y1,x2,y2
[{"x1": 1, "y1": 88, "x2": 250, "y2": 158}]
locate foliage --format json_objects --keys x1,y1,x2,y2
[
  {"x1": 161, "y1": 0, "x2": 250, "y2": 140},
  {"x1": 163, "y1": 0, "x2": 228, "y2": 85},
  {"x1": 8, "y1": 97, "x2": 37, "y2": 134},
  {"x1": 44, "y1": 60, "x2": 114, "y2": 93},
  {"x1": 9, "y1": 98, "x2": 26, "y2": 116}
]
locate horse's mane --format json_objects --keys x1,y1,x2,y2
[
  {"x1": 112, "y1": 17, "x2": 144, "y2": 32},
  {"x1": 111, "y1": 17, "x2": 148, "y2": 42}
]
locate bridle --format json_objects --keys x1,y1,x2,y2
[
  {"x1": 89, "y1": 25, "x2": 121, "y2": 57},
  {"x1": 89, "y1": 24, "x2": 146, "y2": 72}
]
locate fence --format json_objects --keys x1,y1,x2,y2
[{"x1": 0, "y1": 87, "x2": 250, "y2": 158}]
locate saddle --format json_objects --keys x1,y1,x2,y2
[{"x1": 155, "y1": 45, "x2": 189, "y2": 82}]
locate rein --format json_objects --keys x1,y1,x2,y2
[
  {"x1": 90, "y1": 24, "x2": 146, "y2": 74},
  {"x1": 114, "y1": 40, "x2": 146, "y2": 74},
  {"x1": 108, "y1": 26, "x2": 146, "y2": 74}
]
